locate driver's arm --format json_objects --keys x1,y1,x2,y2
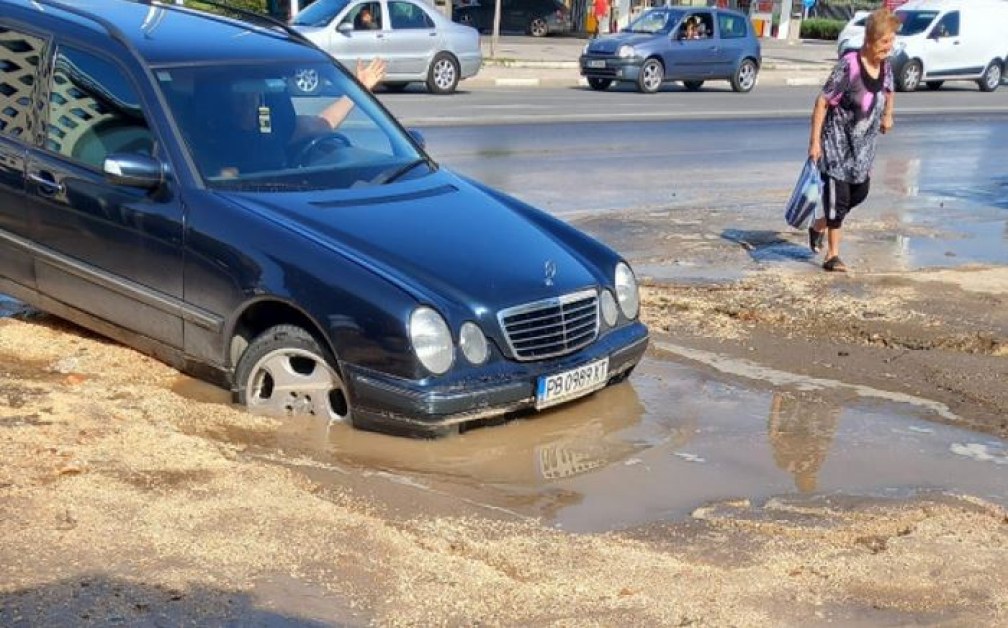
[{"x1": 296, "y1": 58, "x2": 388, "y2": 138}]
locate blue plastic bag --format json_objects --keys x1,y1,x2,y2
[{"x1": 784, "y1": 158, "x2": 823, "y2": 229}]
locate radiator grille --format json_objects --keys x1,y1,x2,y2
[{"x1": 498, "y1": 289, "x2": 599, "y2": 361}]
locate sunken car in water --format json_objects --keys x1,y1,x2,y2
[{"x1": 0, "y1": 0, "x2": 648, "y2": 435}]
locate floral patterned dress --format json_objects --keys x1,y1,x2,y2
[{"x1": 819, "y1": 51, "x2": 893, "y2": 184}]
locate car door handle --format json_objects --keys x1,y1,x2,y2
[{"x1": 28, "y1": 172, "x2": 64, "y2": 196}]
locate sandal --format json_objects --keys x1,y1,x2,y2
[
  {"x1": 808, "y1": 227, "x2": 825, "y2": 253},
  {"x1": 822, "y1": 256, "x2": 847, "y2": 272}
]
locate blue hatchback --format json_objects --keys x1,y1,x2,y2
[
  {"x1": 579, "y1": 7, "x2": 761, "y2": 93},
  {"x1": 0, "y1": 0, "x2": 648, "y2": 436}
]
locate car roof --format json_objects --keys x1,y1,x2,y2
[{"x1": 2, "y1": 0, "x2": 324, "y2": 66}]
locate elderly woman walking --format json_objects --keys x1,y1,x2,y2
[{"x1": 808, "y1": 8, "x2": 899, "y2": 272}]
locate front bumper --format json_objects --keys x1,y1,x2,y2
[
  {"x1": 345, "y1": 321, "x2": 649, "y2": 433},
  {"x1": 579, "y1": 55, "x2": 643, "y2": 81}
]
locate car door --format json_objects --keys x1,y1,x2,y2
[
  {"x1": 329, "y1": 1, "x2": 388, "y2": 69},
  {"x1": 23, "y1": 42, "x2": 185, "y2": 347},
  {"x1": 923, "y1": 11, "x2": 961, "y2": 76},
  {"x1": 0, "y1": 24, "x2": 47, "y2": 292},
  {"x1": 386, "y1": 0, "x2": 439, "y2": 76},
  {"x1": 664, "y1": 12, "x2": 715, "y2": 78}
]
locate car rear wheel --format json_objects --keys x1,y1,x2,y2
[
  {"x1": 897, "y1": 59, "x2": 922, "y2": 91},
  {"x1": 683, "y1": 80, "x2": 704, "y2": 91},
  {"x1": 427, "y1": 52, "x2": 460, "y2": 95},
  {"x1": 978, "y1": 60, "x2": 1002, "y2": 92},
  {"x1": 529, "y1": 17, "x2": 548, "y2": 37},
  {"x1": 731, "y1": 59, "x2": 757, "y2": 93},
  {"x1": 925, "y1": 80, "x2": 944, "y2": 90},
  {"x1": 236, "y1": 325, "x2": 351, "y2": 425},
  {"x1": 587, "y1": 77, "x2": 612, "y2": 91},
  {"x1": 637, "y1": 58, "x2": 663, "y2": 94}
]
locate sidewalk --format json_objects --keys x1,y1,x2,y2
[{"x1": 467, "y1": 35, "x2": 837, "y2": 88}]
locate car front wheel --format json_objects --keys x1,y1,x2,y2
[
  {"x1": 427, "y1": 52, "x2": 460, "y2": 94},
  {"x1": 978, "y1": 60, "x2": 1002, "y2": 92},
  {"x1": 235, "y1": 325, "x2": 351, "y2": 424},
  {"x1": 897, "y1": 59, "x2": 922, "y2": 91},
  {"x1": 731, "y1": 59, "x2": 757, "y2": 93},
  {"x1": 637, "y1": 58, "x2": 663, "y2": 93},
  {"x1": 587, "y1": 77, "x2": 612, "y2": 91}
]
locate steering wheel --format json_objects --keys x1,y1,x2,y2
[{"x1": 290, "y1": 132, "x2": 351, "y2": 167}]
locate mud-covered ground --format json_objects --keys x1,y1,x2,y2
[{"x1": 2, "y1": 252, "x2": 1007, "y2": 625}]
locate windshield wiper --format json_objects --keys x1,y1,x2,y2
[{"x1": 373, "y1": 158, "x2": 430, "y2": 185}]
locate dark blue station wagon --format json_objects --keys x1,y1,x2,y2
[
  {"x1": 0, "y1": 0, "x2": 648, "y2": 435},
  {"x1": 580, "y1": 7, "x2": 761, "y2": 93}
]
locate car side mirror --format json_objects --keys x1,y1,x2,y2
[
  {"x1": 103, "y1": 153, "x2": 165, "y2": 190},
  {"x1": 407, "y1": 128, "x2": 426, "y2": 149},
  {"x1": 337, "y1": 22, "x2": 354, "y2": 33}
]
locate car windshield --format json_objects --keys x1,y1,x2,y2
[
  {"x1": 155, "y1": 60, "x2": 430, "y2": 191},
  {"x1": 895, "y1": 10, "x2": 939, "y2": 36},
  {"x1": 290, "y1": 0, "x2": 352, "y2": 26},
  {"x1": 625, "y1": 8, "x2": 683, "y2": 34}
]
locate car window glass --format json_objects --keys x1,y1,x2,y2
[
  {"x1": 0, "y1": 27, "x2": 46, "y2": 140},
  {"x1": 389, "y1": 1, "x2": 434, "y2": 29},
  {"x1": 156, "y1": 62, "x2": 425, "y2": 191},
  {"x1": 717, "y1": 13, "x2": 746, "y2": 39},
  {"x1": 345, "y1": 2, "x2": 384, "y2": 29},
  {"x1": 291, "y1": 0, "x2": 353, "y2": 26},
  {"x1": 930, "y1": 11, "x2": 958, "y2": 38},
  {"x1": 895, "y1": 10, "x2": 939, "y2": 36},
  {"x1": 681, "y1": 12, "x2": 713, "y2": 39},
  {"x1": 46, "y1": 45, "x2": 154, "y2": 170},
  {"x1": 627, "y1": 9, "x2": 681, "y2": 34}
]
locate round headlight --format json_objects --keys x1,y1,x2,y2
[
  {"x1": 459, "y1": 322, "x2": 489, "y2": 365},
  {"x1": 409, "y1": 307, "x2": 453, "y2": 375},
  {"x1": 617, "y1": 45, "x2": 634, "y2": 58},
  {"x1": 615, "y1": 262, "x2": 640, "y2": 320},
  {"x1": 600, "y1": 289, "x2": 619, "y2": 327}
]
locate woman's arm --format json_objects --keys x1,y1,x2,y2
[
  {"x1": 808, "y1": 94, "x2": 828, "y2": 162},
  {"x1": 881, "y1": 92, "x2": 894, "y2": 134}
]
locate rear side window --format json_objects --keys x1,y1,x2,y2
[
  {"x1": 46, "y1": 45, "x2": 154, "y2": 169},
  {"x1": 389, "y1": 1, "x2": 434, "y2": 29},
  {"x1": 718, "y1": 13, "x2": 747, "y2": 39},
  {"x1": 0, "y1": 27, "x2": 46, "y2": 140}
]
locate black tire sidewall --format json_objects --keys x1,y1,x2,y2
[
  {"x1": 637, "y1": 59, "x2": 662, "y2": 93},
  {"x1": 234, "y1": 324, "x2": 339, "y2": 406},
  {"x1": 427, "y1": 52, "x2": 460, "y2": 94}
]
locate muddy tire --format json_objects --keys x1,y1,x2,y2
[
  {"x1": 587, "y1": 77, "x2": 612, "y2": 91},
  {"x1": 897, "y1": 59, "x2": 922, "y2": 92},
  {"x1": 637, "y1": 58, "x2": 664, "y2": 94},
  {"x1": 683, "y1": 80, "x2": 704, "y2": 91},
  {"x1": 978, "y1": 60, "x2": 1002, "y2": 92},
  {"x1": 925, "y1": 80, "x2": 944, "y2": 90},
  {"x1": 426, "y1": 52, "x2": 460, "y2": 95},
  {"x1": 731, "y1": 58, "x2": 757, "y2": 93},
  {"x1": 235, "y1": 325, "x2": 351, "y2": 424}
]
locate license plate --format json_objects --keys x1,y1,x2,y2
[
  {"x1": 587, "y1": 59, "x2": 606, "y2": 68},
  {"x1": 535, "y1": 357, "x2": 609, "y2": 410}
]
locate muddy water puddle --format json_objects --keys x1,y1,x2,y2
[{"x1": 207, "y1": 349, "x2": 1008, "y2": 533}]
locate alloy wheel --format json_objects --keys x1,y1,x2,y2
[{"x1": 244, "y1": 347, "x2": 349, "y2": 423}]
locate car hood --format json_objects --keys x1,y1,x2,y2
[
  {"x1": 586, "y1": 32, "x2": 661, "y2": 54},
  {"x1": 220, "y1": 171, "x2": 604, "y2": 314}
]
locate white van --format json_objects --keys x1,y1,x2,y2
[
  {"x1": 840, "y1": 0, "x2": 1008, "y2": 92},
  {"x1": 892, "y1": 0, "x2": 1008, "y2": 91}
]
